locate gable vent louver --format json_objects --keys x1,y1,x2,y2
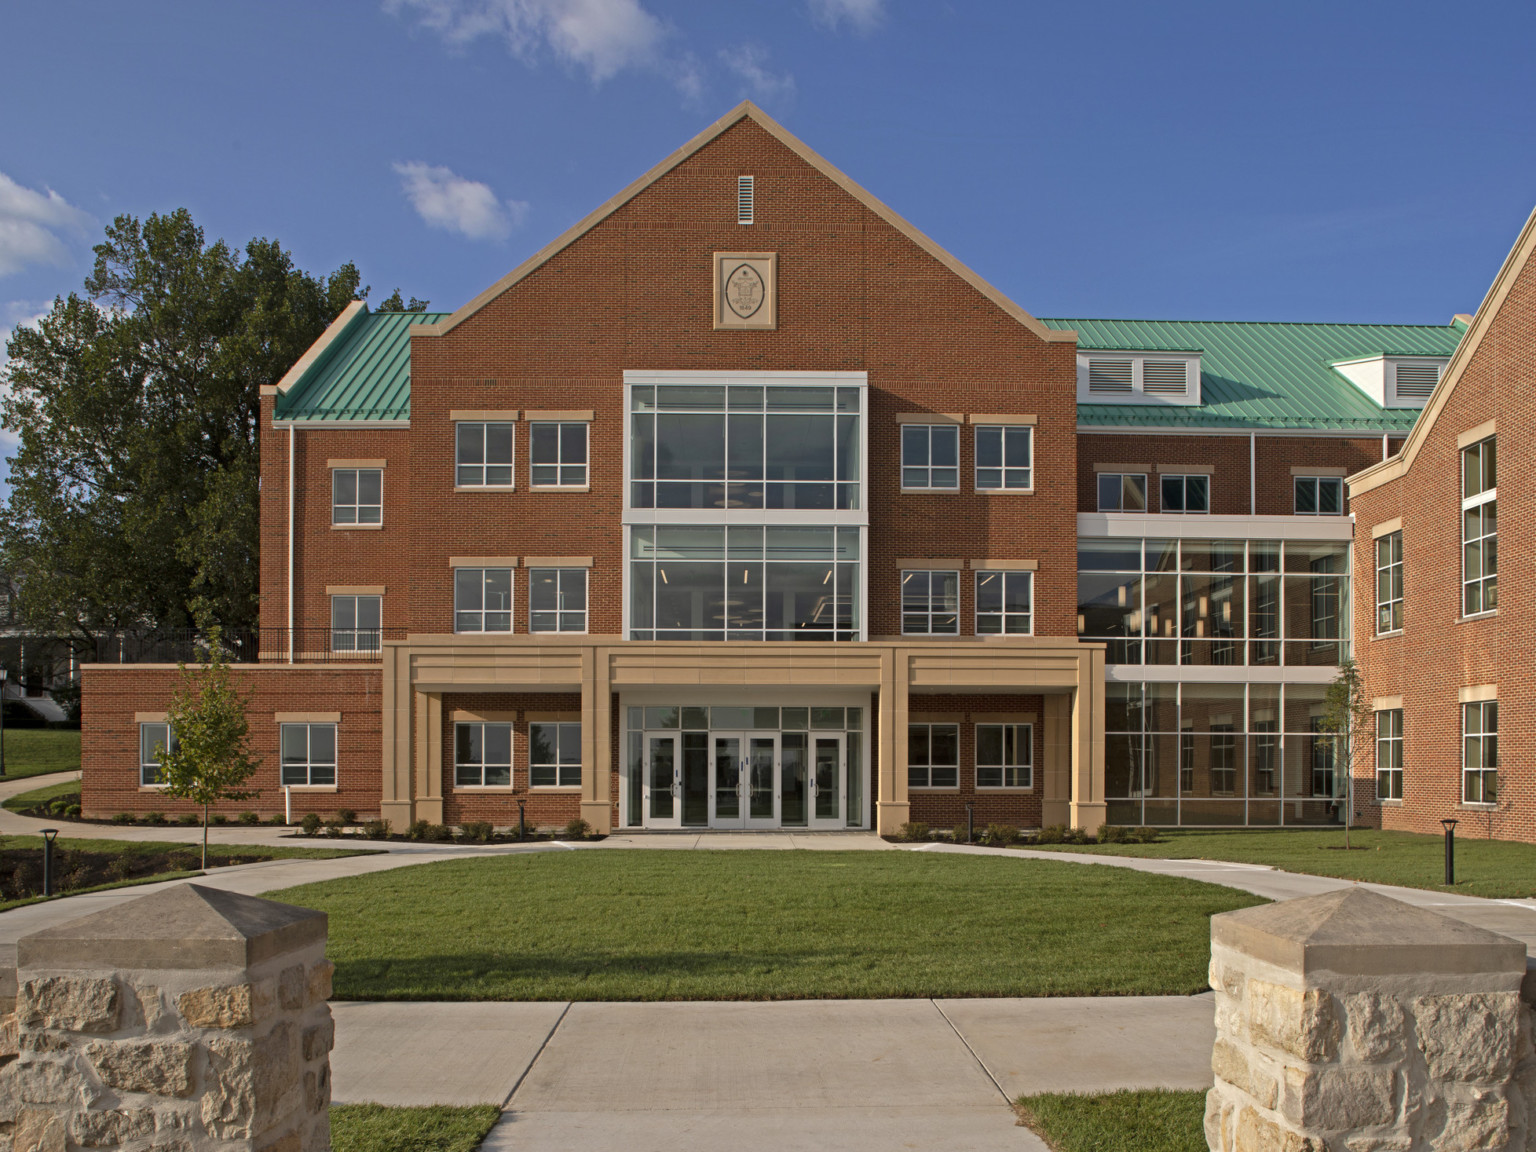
[
  {"x1": 1087, "y1": 358, "x2": 1134, "y2": 394},
  {"x1": 1395, "y1": 363, "x2": 1441, "y2": 400},
  {"x1": 1141, "y1": 359, "x2": 1189, "y2": 395},
  {"x1": 737, "y1": 175, "x2": 754, "y2": 224}
]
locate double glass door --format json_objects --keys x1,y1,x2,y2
[{"x1": 642, "y1": 731, "x2": 844, "y2": 829}]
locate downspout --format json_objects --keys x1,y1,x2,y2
[
  {"x1": 1249, "y1": 433, "x2": 1256, "y2": 515},
  {"x1": 1382, "y1": 432, "x2": 1389, "y2": 461},
  {"x1": 287, "y1": 423, "x2": 295, "y2": 664}
]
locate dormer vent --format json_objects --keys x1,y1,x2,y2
[
  {"x1": 1393, "y1": 362, "x2": 1441, "y2": 400},
  {"x1": 1078, "y1": 352, "x2": 1202, "y2": 406},
  {"x1": 1087, "y1": 359, "x2": 1133, "y2": 393},
  {"x1": 1141, "y1": 360, "x2": 1189, "y2": 396},
  {"x1": 737, "y1": 175, "x2": 754, "y2": 224}
]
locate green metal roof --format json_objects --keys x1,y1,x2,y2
[
  {"x1": 1042, "y1": 317, "x2": 1464, "y2": 431},
  {"x1": 273, "y1": 309, "x2": 448, "y2": 422}
]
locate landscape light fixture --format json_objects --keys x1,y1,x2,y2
[
  {"x1": 41, "y1": 827, "x2": 59, "y2": 897},
  {"x1": 1441, "y1": 818, "x2": 1458, "y2": 887},
  {"x1": 0, "y1": 666, "x2": 9, "y2": 779}
]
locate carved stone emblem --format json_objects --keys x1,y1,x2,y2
[{"x1": 725, "y1": 264, "x2": 766, "y2": 318}]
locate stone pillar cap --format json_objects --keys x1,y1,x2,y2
[
  {"x1": 17, "y1": 884, "x2": 326, "y2": 971},
  {"x1": 1213, "y1": 887, "x2": 1525, "y2": 978}
]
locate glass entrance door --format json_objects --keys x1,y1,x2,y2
[
  {"x1": 644, "y1": 734, "x2": 680, "y2": 829},
  {"x1": 745, "y1": 735, "x2": 778, "y2": 828},
  {"x1": 780, "y1": 733, "x2": 808, "y2": 827},
  {"x1": 681, "y1": 731, "x2": 709, "y2": 827},
  {"x1": 809, "y1": 734, "x2": 843, "y2": 829},
  {"x1": 712, "y1": 734, "x2": 744, "y2": 828},
  {"x1": 713, "y1": 734, "x2": 780, "y2": 828}
]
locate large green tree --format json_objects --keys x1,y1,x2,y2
[{"x1": 0, "y1": 210, "x2": 362, "y2": 638}]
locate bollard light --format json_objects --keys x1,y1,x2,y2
[
  {"x1": 0, "y1": 666, "x2": 9, "y2": 780},
  {"x1": 518, "y1": 798, "x2": 527, "y2": 842},
  {"x1": 40, "y1": 827, "x2": 59, "y2": 897},
  {"x1": 1441, "y1": 818, "x2": 1458, "y2": 886},
  {"x1": 965, "y1": 801, "x2": 974, "y2": 845}
]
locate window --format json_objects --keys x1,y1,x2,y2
[
  {"x1": 974, "y1": 425, "x2": 1032, "y2": 490},
  {"x1": 901, "y1": 570, "x2": 959, "y2": 635},
  {"x1": 456, "y1": 422, "x2": 514, "y2": 487},
  {"x1": 530, "y1": 721, "x2": 582, "y2": 787},
  {"x1": 529, "y1": 568, "x2": 588, "y2": 633},
  {"x1": 976, "y1": 723, "x2": 1032, "y2": 788},
  {"x1": 901, "y1": 424, "x2": 959, "y2": 490},
  {"x1": 1160, "y1": 474, "x2": 1209, "y2": 513},
  {"x1": 530, "y1": 422, "x2": 588, "y2": 488},
  {"x1": 1310, "y1": 554, "x2": 1340, "y2": 648},
  {"x1": 908, "y1": 723, "x2": 958, "y2": 788},
  {"x1": 332, "y1": 469, "x2": 381, "y2": 525},
  {"x1": 1294, "y1": 477, "x2": 1343, "y2": 516},
  {"x1": 1464, "y1": 699, "x2": 1497, "y2": 804},
  {"x1": 281, "y1": 723, "x2": 336, "y2": 786},
  {"x1": 1376, "y1": 709, "x2": 1403, "y2": 801},
  {"x1": 454, "y1": 722, "x2": 511, "y2": 787},
  {"x1": 975, "y1": 570, "x2": 1032, "y2": 635},
  {"x1": 1097, "y1": 473, "x2": 1147, "y2": 512},
  {"x1": 1310, "y1": 715, "x2": 1335, "y2": 798},
  {"x1": 139, "y1": 722, "x2": 176, "y2": 787},
  {"x1": 1462, "y1": 436, "x2": 1496, "y2": 616},
  {"x1": 1375, "y1": 531, "x2": 1403, "y2": 634},
  {"x1": 331, "y1": 595, "x2": 381, "y2": 652},
  {"x1": 454, "y1": 569, "x2": 513, "y2": 633},
  {"x1": 1210, "y1": 723, "x2": 1236, "y2": 795}
]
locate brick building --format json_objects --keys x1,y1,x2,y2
[{"x1": 80, "y1": 103, "x2": 1491, "y2": 837}]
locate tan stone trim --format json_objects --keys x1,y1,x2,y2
[
  {"x1": 968, "y1": 413, "x2": 1037, "y2": 426},
  {"x1": 897, "y1": 559, "x2": 963, "y2": 570},
  {"x1": 332, "y1": 524, "x2": 384, "y2": 531},
  {"x1": 895, "y1": 412, "x2": 963, "y2": 425},
  {"x1": 449, "y1": 557, "x2": 518, "y2": 568},
  {"x1": 524, "y1": 557, "x2": 594, "y2": 568},
  {"x1": 1093, "y1": 462, "x2": 1149, "y2": 473},
  {"x1": 972, "y1": 712, "x2": 1038, "y2": 724},
  {"x1": 713, "y1": 252, "x2": 778, "y2": 330},
  {"x1": 1457, "y1": 420, "x2": 1497, "y2": 449},
  {"x1": 1459, "y1": 684, "x2": 1498, "y2": 703},
  {"x1": 418, "y1": 102, "x2": 1074, "y2": 346},
  {"x1": 270, "y1": 300, "x2": 367, "y2": 395},
  {"x1": 327, "y1": 585, "x2": 384, "y2": 595},
  {"x1": 908, "y1": 713, "x2": 962, "y2": 723},
  {"x1": 527, "y1": 711, "x2": 581, "y2": 723},
  {"x1": 1372, "y1": 518, "x2": 1403, "y2": 539},
  {"x1": 451, "y1": 709, "x2": 518, "y2": 722},
  {"x1": 134, "y1": 712, "x2": 168, "y2": 723},
  {"x1": 275, "y1": 712, "x2": 341, "y2": 724},
  {"x1": 1372, "y1": 697, "x2": 1403, "y2": 712},
  {"x1": 1350, "y1": 203, "x2": 1536, "y2": 497},
  {"x1": 450, "y1": 410, "x2": 519, "y2": 421},
  {"x1": 971, "y1": 559, "x2": 1038, "y2": 571},
  {"x1": 525, "y1": 410, "x2": 594, "y2": 422},
  {"x1": 1156, "y1": 463, "x2": 1214, "y2": 475},
  {"x1": 328, "y1": 459, "x2": 385, "y2": 469},
  {"x1": 1291, "y1": 465, "x2": 1348, "y2": 476}
]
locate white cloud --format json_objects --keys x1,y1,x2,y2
[
  {"x1": 0, "y1": 303, "x2": 48, "y2": 452},
  {"x1": 719, "y1": 45, "x2": 796, "y2": 106},
  {"x1": 385, "y1": 0, "x2": 666, "y2": 83},
  {"x1": 809, "y1": 0, "x2": 885, "y2": 33},
  {"x1": 0, "y1": 173, "x2": 93, "y2": 279},
  {"x1": 392, "y1": 162, "x2": 530, "y2": 242}
]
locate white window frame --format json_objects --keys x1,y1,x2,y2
[
  {"x1": 332, "y1": 468, "x2": 382, "y2": 526},
  {"x1": 901, "y1": 424, "x2": 960, "y2": 491},
  {"x1": 1463, "y1": 699, "x2": 1497, "y2": 806},
  {"x1": 529, "y1": 721, "x2": 582, "y2": 788},
  {"x1": 1097, "y1": 473, "x2": 1147, "y2": 512},
  {"x1": 529, "y1": 422, "x2": 590, "y2": 489},
  {"x1": 331, "y1": 595, "x2": 382, "y2": 653},
  {"x1": 529, "y1": 567, "x2": 588, "y2": 634},
  {"x1": 1294, "y1": 476, "x2": 1344, "y2": 516},
  {"x1": 1159, "y1": 474, "x2": 1209, "y2": 514},
  {"x1": 280, "y1": 722, "x2": 336, "y2": 787},
  {"x1": 1462, "y1": 436, "x2": 1496, "y2": 618},
  {"x1": 974, "y1": 425, "x2": 1032, "y2": 491},
  {"x1": 908, "y1": 722, "x2": 959, "y2": 789},
  {"x1": 1375, "y1": 709, "x2": 1402, "y2": 802},
  {"x1": 454, "y1": 721, "x2": 513, "y2": 788},
  {"x1": 975, "y1": 570, "x2": 1033, "y2": 636},
  {"x1": 454, "y1": 568, "x2": 514, "y2": 634},
  {"x1": 1375, "y1": 530, "x2": 1403, "y2": 635},
  {"x1": 139, "y1": 722, "x2": 176, "y2": 788},
  {"x1": 456, "y1": 421, "x2": 516, "y2": 488},
  {"x1": 901, "y1": 569, "x2": 960, "y2": 635},
  {"x1": 975, "y1": 722, "x2": 1033, "y2": 789}
]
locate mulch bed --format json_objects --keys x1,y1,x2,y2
[{"x1": 0, "y1": 845, "x2": 274, "y2": 902}]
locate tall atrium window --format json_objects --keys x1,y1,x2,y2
[
  {"x1": 1462, "y1": 436, "x2": 1496, "y2": 616},
  {"x1": 1375, "y1": 531, "x2": 1403, "y2": 634}
]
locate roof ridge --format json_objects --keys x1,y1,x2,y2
[{"x1": 1041, "y1": 317, "x2": 1459, "y2": 330}]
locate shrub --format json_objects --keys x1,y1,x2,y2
[
  {"x1": 142, "y1": 811, "x2": 167, "y2": 826},
  {"x1": 1131, "y1": 826, "x2": 1161, "y2": 843},
  {"x1": 1063, "y1": 826, "x2": 1089, "y2": 844},
  {"x1": 951, "y1": 823, "x2": 970, "y2": 844},
  {"x1": 363, "y1": 818, "x2": 392, "y2": 840},
  {"x1": 237, "y1": 811, "x2": 259, "y2": 825},
  {"x1": 108, "y1": 856, "x2": 134, "y2": 881},
  {"x1": 64, "y1": 803, "x2": 82, "y2": 818},
  {"x1": 405, "y1": 819, "x2": 431, "y2": 841},
  {"x1": 1097, "y1": 824, "x2": 1129, "y2": 844},
  {"x1": 210, "y1": 813, "x2": 228, "y2": 826},
  {"x1": 323, "y1": 817, "x2": 346, "y2": 838},
  {"x1": 300, "y1": 812, "x2": 323, "y2": 836},
  {"x1": 561, "y1": 817, "x2": 591, "y2": 841},
  {"x1": 424, "y1": 823, "x2": 453, "y2": 843},
  {"x1": 267, "y1": 813, "x2": 287, "y2": 826},
  {"x1": 111, "y1": 813, "x2": 136, "y2": 825},
  {"x1": 1035, "y1": 824, "x2": 1065, "y2": 844},
  {"x1": 983, "y1": 823, "x2": 1019, "y2": 846},
  {"x1": 178, "y1": 813, "x2": 201, "y2": 826},
  {"x1": 460, "y1": 821, "x2": 494, "y2": 843},
  {"x1": 897, "y1": 821, "x2": 929, "y2": 842},
  {"x1": 337, "y1": 809, "x2": 357, "y2": 825}
]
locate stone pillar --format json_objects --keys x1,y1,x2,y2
[
  {"x1": 378, "y1": 641, "x2": 414, "y2": 831},
  {"x1": 580, "y1": 648, "x2": 612, "y2": 835},
  {"x1": 1205, "y1": 886, "x2": 1533, "y2": 1152},
  {"x1": 414, "y1": 690, "x2": 443, "y2": 826},
  {"x1": 875, "y1": 649, "x2": 909, "y2": 835},
  {"x1": 1, "y1": 884, "x2": 334, "y2": 1152},
  {"x1": 1040, "y1": 693, "x2": 1072, "y2": 829},
  {"x1": 1068, "y1": 647, "x2": 1106, "y2": 835}
]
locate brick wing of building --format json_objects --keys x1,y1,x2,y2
[{"x1": 83, "y1": 102, "x2": 1504, "y2": 839}]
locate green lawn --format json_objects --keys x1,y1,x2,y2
[
  {"x1": 330, "y1": 1105, "x2": 500, "y2": 1152},
  {"x1": 1016, "y1": 1089, "x2": 1207, "y2": 1152},
  {"x1": 1028, "y1": 826, "x2": 1536, "y2": 899},
  {"x1": 2, "y1": 779, "x2": 78, "y2": 812},
  {"x1": 267, "y1": 850, "x2": 1262, "y2": 1001},
  {"x1": 0, "y1": 728, "x2": 80, "y2": 781}
]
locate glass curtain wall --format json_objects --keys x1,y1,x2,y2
[
  {"x1": 1078, "y1": 539, "x2": 1348, "y2": 666},
  {"x1": 1106, "y1": 681, "x2": 1341, "y2": 826}
]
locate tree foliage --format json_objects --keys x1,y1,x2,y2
[
  {"x1": 0, "y1": 209, "x2": 363, "y2": 637},
  {"x1": 1320, "y1": 657, "x2": 1372, "y2": 847},
  {"x1": 372, "y1": 288, "x2": 429, "y2": 313},
  {"x1": 158, "y1": 629, "x2": 260, "y2": 868}
]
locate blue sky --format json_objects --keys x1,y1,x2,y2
[{"x1": 3, "y1": 0, "x2": 1536, "y2": 365}]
